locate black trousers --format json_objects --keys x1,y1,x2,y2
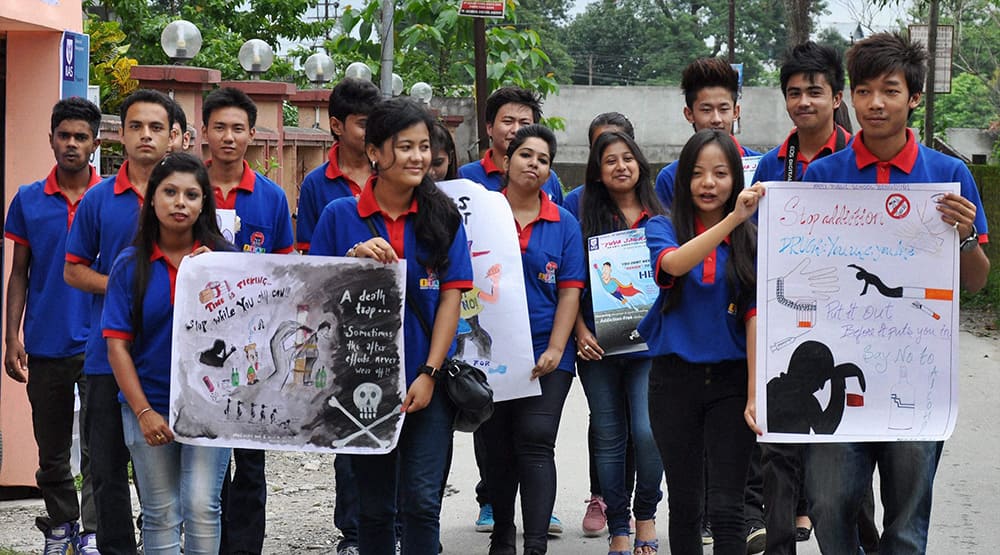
[{"x1": 220, "y1": 449, "x2": 267, "y2": 554}]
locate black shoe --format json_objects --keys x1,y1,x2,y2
[
  {"x1": 489, "y1": 526, "x2": 516, "y2": 555},
  {"x1": 746, "y1": 526, "x2": 766, "y2": 554},
  {"x1": 701, "y1": 523, "x2": 714, "y2": 545},
  {"x1": 795, "y1": 526, "x2": 812, "y2": 542}
]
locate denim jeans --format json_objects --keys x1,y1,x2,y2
[
  {"x1": 334, "y1": 455, "x2": 359, "y2": 550},
  {"x1": 26, "y1": 355, "x2": 96, "y2": 532},
  {"x1": 578, "y1": 357, "x2": 662, "y2": 537},
  {"x1": 121, "y1": 406, "x2": 230, "y2": 555},
  {"x1": 481, "y1": 370, "x2": 573, "y2": 553},
  {"x1": 648, "y1": 355, "x2": 754, "y2": 555},
  {"x1": 805, "y1": 441, "x2": 941, "y2": 555},
  {"x1": 220, "y1": 448, "x2": 267, "y2": 554},
  {"x1": 86, "y1": 373, "x2": 137, "y2": 554},
  {"x1": 350, "y1": 379, "x2": 454, "y2": 555}
]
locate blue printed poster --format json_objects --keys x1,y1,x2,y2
[
  {"x1": 757, "y1": 182, "x2": 961, "y2": 442},
  {"x1": 587, "y1": 228, "x2": 658, "y2": 356}
]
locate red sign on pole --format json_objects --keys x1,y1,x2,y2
[{"x1": 459, "y1": 0, "x2": 506, "y2": 18}]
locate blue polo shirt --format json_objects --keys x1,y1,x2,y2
[
  {"x1": 458, "y1": 152, "x2": 565, "y2": 205},
  {"x1": 296, "y1": 143, "x2": 365, "y2": 252},
  {"x1": 638, "y1": 215, "x2": 756, "y2": 362},
  {"x1": 804, "y1": 129, "x2": 989, "y2": 244},
  {"x1": 66, "y1": 162, "x2": 145, "y2": 375},
  {"x1": 102, "y1": 243, "x2": 197, "y2": 414},
  {"x1": 655, "y1": 137, "x2": 760, "y2": 210},
  {"x1": 308, "y1": 177, "x2": 474, "y2": 385},
  {"x1": 752, "y1": 125, "x2": 851, "y2": 184},
  {"x1": 5, "y1": 166, "x2": 100, "y2": 358},
  {"x1": 211, "y1": 160, "x2": 295, "y2": 254},
  {"x1": 509, "y1": 191, "x2": 586, "y2": 373}
]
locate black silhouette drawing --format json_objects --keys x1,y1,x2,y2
[
  {"x1": 847, "y1": 264, "x2": 953, "y2": 301},
  {"x1": 767, "y1": 341, "x2": 866, "y2": 434},
  {"x1": 198, "y1": 339, "x2": 236, "y2": 367}
]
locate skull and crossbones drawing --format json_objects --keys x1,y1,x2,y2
[{"x1": 326, "y1": 383, "x2": 400, "y2": 449}]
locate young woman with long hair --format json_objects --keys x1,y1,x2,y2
[
  {"x1": 103, "y1": 152, "x2": 232, "y2": 554},
  {"x1": 637, "y1": 129, "x2": 764, "y2": 555}
]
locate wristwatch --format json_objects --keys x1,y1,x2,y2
[
  {"x1": 416, "y1": 364, "x2": 439, "y2": 379},
  {"x1": 959, "y1": 224, "x2": 979, "y2": 252}
]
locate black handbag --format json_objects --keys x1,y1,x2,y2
[{"x1": 363, "y1": 218, "x2": 494, "y2": 432}]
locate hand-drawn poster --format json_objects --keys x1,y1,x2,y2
[
  {"x1": 757, "y1": 182, "x2": 961, "y2": 442},
  {"x1": 170, "y1": 252, "x2": 407, "y2": 454},
  {"x1": 437, "y1": 178, "x2": 541, "y2": 401},
  {"x1": 743, "y1": 155, "x2": 761, "y2": 186},
  {"x1": 586, "y1": 229, "x2": 657, "y2": 355}
]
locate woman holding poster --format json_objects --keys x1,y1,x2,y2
[
  {"x1": 308, "y1": 97, "x2": 473, "y2": 555},
  {"x1": 567, "y1": 129, "x2": 665, "y2": 555},
  {"x1": 479, "y1": 125, "x2": 585, "y2": 555},
  {"x1": 636, "y1": 129, "x2": 764, "y2": 555},
  {"x1": 103, "y1": 153, "x2": 234, "y2": 554}
]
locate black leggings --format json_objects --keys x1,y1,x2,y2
[{"x1": 648, "y1": 355, "x2": 754, "y2": 555}]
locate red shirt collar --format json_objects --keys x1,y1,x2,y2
[
  {"x1": 695, "y1": 216, "x2": 730, "y2": 244},
  {"x1": 325, "y1": 143, "x2": 364, "y2": 195},
  {"x1": 852, "y1": 128, "x2": 919, "y2": 173},
  {"x1": 502, "y1": 189, "x2": 561, "y2": 223},
  {"x1": 356, "y1": 175, "x2": 418, "y2": 218},
  {"x1": 730, "y1": 135, "x2": 747, "y2": 156},
  {"x1": 43, "y1": 165, "x2": 101, "y2": 196},
  {"x1": 481, "y1": 151, "x2": 503, "y2": 176},
  {"x1": 777, "y1": 125, "x2": 851, "y2": 162},
  {"x1": 113, "y1": 161, "x2": 145, "y2": 199},
  {"x1": 149, "y1": 240, "x2": 203, "y2": 262},
  {"x1": 206, "y1": 160, "x2": 256, "y2": 194}
]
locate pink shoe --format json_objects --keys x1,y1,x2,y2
[{"x1": 582, "y1": 495, "x2": 608, "y2": 537}]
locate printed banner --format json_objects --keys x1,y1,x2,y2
[
  {"x1": 586, "y1": 228, "x2": 657, "y2": 355},
  {"x1": 757, "y1": 182, "x2": 961, "y2": 442},
  {"x1": 170, "y1": 253, "x2": 407, "y2": 454},
  {"x1": 743, "y1": 155, "x2": 761, "y2": 187},
  {"x1": 437, "y1": 179, "x2": 541, "y2": 401}
]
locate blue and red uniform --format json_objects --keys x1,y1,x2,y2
[
  {"x1": 296, "y1": 143, "x2": 365, "y2": 252},
  {"x1": 804, "y1": 129, "x2": 988, "y2": 243},
  {"x1": 211, "y1": 160, "x2": 294, "y2": 254},
  {"x1": 752, "y1": 125, "x2": 851, "y2": 184},
  {"x1": 638, "y1": 216, "x2": 756, "y2": 361},
  {"x1": 6, "y1": 166, "x2": 100, "y2": 357},
  {"x1": 508, "y1": 191, "x2": 586, "y2": 373},
  {"x1": 308, "y1": 176, "x2": 474, "y2": 385},
  {"x1": 66, "y1": 162, "x2": 145, "y2": 376},
  {"x1": 458, "y1": 152, "x2": 565, "y2": 205},
  {"x1": 655, "y1": 137, "x2": 760, "y2": 210}
]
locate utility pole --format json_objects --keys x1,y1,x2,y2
[
  {"x1": 588, "y1": 54, "x2": 593, "y2": 86},
  {"x1": 474, "y1": 18, "x2": 489, "y2": 154},
  {"x1": 379, "y1": 0, "x2": 394, "y2": 98},
  {"x1": 727, "y1": 0, "x2": 735, "y2": 63},
  {"x1": 923, "y1": 0, "x2": 939, "y2": 147}
]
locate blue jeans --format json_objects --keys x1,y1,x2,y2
[
  {"x1": 578, "y1": 357, "x2": 663, "y2": 537},
  {"x1": 805, "y1": 441, "x2": 941, "y2": 555},
  {"x1": 121, "y1": 407, "x2": 230, "y2": 555},
  {"x1": 350, "y1": 380, "x2": 454, "y2": 555}
]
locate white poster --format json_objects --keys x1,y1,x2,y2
[
  {"x1": 757, "y1": 182, "x2": 960, "y2": 442},
  {"x1": 437, "y1": 179, "x2": 541, "y2": 401},
  {"x1": 743, "y1": 155, "x2": 761, "y2": 186},
  {"x1": 170, "y1": 252, "x2": 407, "y2": 454},
  {"x1": 586, "y1": 228, "x2": 657, "y2": 355}
]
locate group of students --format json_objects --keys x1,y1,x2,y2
[{"x1": 4, "y1": 29, "x2": 989, "y2": 555}]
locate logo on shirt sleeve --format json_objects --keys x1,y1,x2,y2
[{"x1": 538, "y1": 261, "x2": 558, "y2": 284}]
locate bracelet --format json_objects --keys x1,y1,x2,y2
[
  {"x1": 136, "y1": 407, "x2": 153, "y2": 420},
  {"x1": 347, "y1": 242, "x2": 364, "y2": 257}
]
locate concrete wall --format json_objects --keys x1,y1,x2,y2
[{"x1": 945, "y1": 128, "x2": 996, "y2": 164}]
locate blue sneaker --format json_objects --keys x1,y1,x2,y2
[
  {"x1": 476, "y1": 503, "x2": 494, "y2": 532},
  {"x1": 548, "y1": 514, "x2": 563, "y2": 535},
  {"x1": 43, "y1": 521, "x2": 79, "y2": 555}
]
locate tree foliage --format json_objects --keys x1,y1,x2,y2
[{"x1": 85, "y1": 16, "x2": 139, "y2": 113}]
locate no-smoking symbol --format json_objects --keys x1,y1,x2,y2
[{"x1": 885, "y1": 193, "x2": 910, "y2": 219}]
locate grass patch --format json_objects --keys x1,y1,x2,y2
[{"x1": 0, "y1": 548, "x2": 32, "y2": 555}]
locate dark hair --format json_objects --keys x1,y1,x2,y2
[
  {"x1": 681, "y1": 58, "x2": 739, "y2": 108},
  {"x1": 171, "y1": 103, "x2": 188, "y2": 134},
  {"x1": 847, "y1": 32, "x2": 926, "y2": 102},
  {"x1": 666, "y1": 129, "x2": 756, "y2": 317},
  {"x1": 430, "y1": 121, "x2": 458, "y2": 181},
  {"x1": 366, "y1": 97, "x2": 461, "y2": 273},
  {"x1": 328, "y1": 78, "x2": 382, "y2": 138},
  {"x1": 834, "y1": 103, "x2": 853, "y2": 133},
  {"x1": 485, "y1": 87, "x2": 542, "y2": 125},
  {"x1": 580, "y1": 131, "x2": 663, "y2": 239},
  {"x1": 504, "y1": 124, "x2": 557, "y2": 163},
  {"x1": 129, "y1": 153, "x2": 231, "y2": 336},
  {"x1": 780, "y1": 41, "x2": 846, "y2": 97},
  {"x1": 203, "y1": 87, "x2": 258, "y2": 128},
  {"x1": 587, "y1": 112, "x2": 635, "y2": 145},
  {"x1": 119, "y1": 89, "x2": 175, "y2": 129},
  {"x1": 52, "y1": 97, "x2": 102, "y2": 137}
]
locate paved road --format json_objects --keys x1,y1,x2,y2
[{"x1": 440, "y1": 329, "x2": 1000, "y2": 554}]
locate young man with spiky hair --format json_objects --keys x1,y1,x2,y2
[
  {"x1": 801, "y1": 32, "x2": 989, "y2": 553},
  {"x1": 654, "y1": 57, "x2": 761, "y2": 210},
  {"x1": 201, "y1": 86, "x2": 294, "y2": 555},
  {"x1": 458, "y1": 86, "x2": 564, "y2": 205}
]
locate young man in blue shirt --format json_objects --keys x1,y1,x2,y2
[
  {"x1": 457, "y1": 86, "x2": 564, "y2": 205},
  {"x1": 655, "y1": 58, "x2": 761, "y2": 211},
  {"x1": 65, "y1": 89, "x2": 178, "y2": 555},
  {"x1": 5, "y1": 97, "x2": 103, "y2": 554},
  {"x1": 296, "y1": 77, "x2": 381, "y2": 254},
  {"x1": 202, "y1": 87, "x2": 294, "y2": 555},
  {"x1": 802, "y1": 32, "x2": 990, "y2": 554}
]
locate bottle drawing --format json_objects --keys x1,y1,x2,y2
[
  {"x1": 888, "y1": 366, "x2": 915, "y2": 430},
  {"x1": 315, "y1": 366, "x2": 327, "y2": 389},
  {"x1": 231, "y1": 366, "x2": 240, "y2": 387}
]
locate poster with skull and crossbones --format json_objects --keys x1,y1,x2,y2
[{"x1": 169, "y1": 252, "x2": 406, "y2": 454}]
